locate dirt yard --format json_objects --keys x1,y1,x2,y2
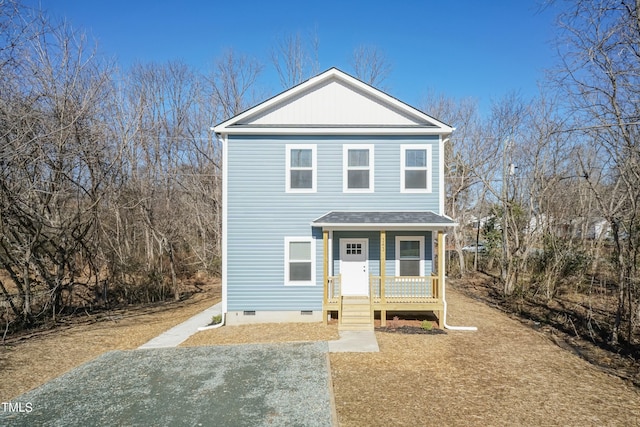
[
  {"x1": 0, "y1": 279, "x2": 221, "y2": 402},
  {"x1": 3, "y1": 279, "x2": 640, "y2": 426},
  {"x1": 330, "y1": 287, "x2": 640, "y2": 426}
]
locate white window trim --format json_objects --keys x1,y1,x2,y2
[
  {"x1": 286, "y1": 144, "x2": 317, "y2": 193},
  {"x1": 400, "y1": 144, "x2": 432, "y2": 193},
  {"x1": 395, "y1": 236, "x2": 425, "y2": 276},
  {"x1": 284, "y1": 236, "x2": 316, "y2": 286},
  {"x1": 343, "y1": 144, "x2": 374, "y2": 193}
]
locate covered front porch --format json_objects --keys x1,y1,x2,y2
[{"x1": 312, "y1": 211, "x2": 455, "y2": 330}]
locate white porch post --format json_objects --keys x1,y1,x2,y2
[{"x1": 323, "y1": 229, "x2": 329, "y2": 325}]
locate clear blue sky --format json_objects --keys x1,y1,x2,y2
[{"x1": 28, "y1": 0, "x2": 560, "y2": 115}]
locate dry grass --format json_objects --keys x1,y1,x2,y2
[
  {"x1": 0, "y1": 279, "x2": 221, "y2": 402},
  {"x1": 3, "y1": 279, "x2": 640, "y2": 425},
  {"x1": 331, "y1": 288, "x2": 640, "y2": 426},
  {"x1": 181, "y1": 288, "x2": 640, "y2": 425},
  {"x1": 181, "y1": 322, "x2": 339, "y2": 347}
]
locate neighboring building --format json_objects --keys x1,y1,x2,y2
[
  {"x1": 213, "y1": 68, "x2": 456, "y2": 330},
  {"x1": 528, "y1": 214, "x2": 612, "y2": 241}
]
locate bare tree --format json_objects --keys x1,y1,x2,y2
[
  {"x1": 350, "y1": 45, "x2": 392, "y2": 88},
  {"x1": 270, "y1": 29, "x2": 320, "y2": 89},
  {"x1": 208, "y1": 49, "x2": 264, "y2": 120},
  {"x1": 551, "y1": 0, "x2": 640, "y2": 345},
  {"x1": 0, "y1": 8, "x2": 115, "y2": 324},
  {"x1": 420, "y1": 93, "x2": 487, "y2": 275}
]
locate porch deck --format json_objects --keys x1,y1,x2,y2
[
  {"x1": 324, "y1": 274, "x2": 444, "y2": 327},
  {"x1": 321, "y1": 229, "x2": 447, "y2": 328}
]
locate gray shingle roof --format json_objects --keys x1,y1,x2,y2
[{"x1": 312, "y1": 211, "x2": 456, "y2": 226}]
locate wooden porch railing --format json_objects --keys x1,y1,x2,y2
[
  {"x1": 370, "y1": 275, "x2": 439, "y2": 303},
  {"x1": 326, "y1": 275, "x2": 341, "y2": 305},
  {"x1": 369, "y1": 274, "x2": 443, "y2": 326},
  {"x1": 325, "y1": 274, "x2": 442, "y2": 326}
]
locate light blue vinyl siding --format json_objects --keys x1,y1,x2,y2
[{"x1": 226, "y1": 135, "x2": 440, "y2": 311}]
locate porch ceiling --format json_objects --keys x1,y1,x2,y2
[{"x1": 311, "y1": 211, "x2": 457, "y2": 230}]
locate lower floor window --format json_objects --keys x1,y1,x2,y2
[
  {"x1": 285, "y1": 237, "x2": 315, "y2": 285},
  {"x1": 396, "y1": 236, "x2": 424, "y2": 276}
]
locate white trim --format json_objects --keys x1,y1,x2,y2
[
  {"x1": 285, "y1": 144, "x2": 317, "y2": 193},
  {"x1": 395, "y1": 236, "x2": 425, "y2": 276},
  {"x1": 400, "y1": 144, "x2": 432, "y2": 193},
  {"x1": 213, "y1": 68, "x2": 454, "y2": 135},
  {"x1": 343, "y1": 144, "x2": 374, "y2": 193},
  {"x1": 339, "y1": 238, "x2": 369, "y2": 296},
  {"x1": 284, "y1": 236, "x2": 316, "y2": 286},
  {"x1": 432, "y1": 237, "x2": 436, "y2": 274},
  {"x1": 221, "y1": 134, "x2": 229, "y2": 314},
  {"x1": 213, "y1": 127, "x2": 451, "y2": 136},
  {"x1": 439, "y1": 135, "x2": 445, "y2": 214},
  {"x1": 328, "y1": 230, "x2": 334, "y2": 276}
]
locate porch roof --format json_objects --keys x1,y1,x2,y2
[{"x1": 312, "y1": 211, "x2": 457, "y2": 230}]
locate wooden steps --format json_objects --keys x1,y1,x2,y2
[{"x1": 339, "y1": 296, "x2": 373, "y2": 331}]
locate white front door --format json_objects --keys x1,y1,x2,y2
[{"x1": 340, "y1": 238, "x2": 369, "y2": 296}]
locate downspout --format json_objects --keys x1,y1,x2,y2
[
  {"x1": 197, "y1": 312, "x2": 226, "y2": 331},
  {"x1": 442, "y1": 233, "x2": 477, "y2": 331},
  {"x1": 442, "y1": 281, "x2": 477, "y2": 331}
]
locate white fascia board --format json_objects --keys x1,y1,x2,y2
[{"x1": 214, "y1": 127, "x2": 452, "y2": 136}]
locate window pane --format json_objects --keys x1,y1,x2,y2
[
  {"x1": 291, "y1": 170, "x2": 312, "y2": 189},
  {"x1": 291, "y1": 149, "x2": 312, "y2": 167},
  {"x1": 400, "y1": 260, "x2": 420, "y2": 276},
  {"x1": 348, "y1": 170, "x2": 370, "y2": 188},
  {"x1": 406, "y1": 149, "x2": 426, "y2": 167},
  {"x1": 400, "y1": 240, "x2": 420, "y2": 258},
  {"x1": 289, "y1": 241, "x2": 311, "y2": 260},
  {"x1": 405, "y1": 170, "x2": 427, "y2": 189},
  {"x1": 290, "y1": 262, "x2": 312, "y2": 281},
  {"x1": 348, "y1": 149, "x2": 369, "y2": 167}
]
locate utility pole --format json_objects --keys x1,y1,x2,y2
[
  {"x1": 502, "y1": 139, "x2": 516, "y2": 295},
  {"x1": 502, "y1": 139, "x2": 509, "y2": 291}
]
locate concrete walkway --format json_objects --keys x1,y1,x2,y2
[
  {"x1": 138, "y1": 302, "x2": 379, "y2": 352},
  {"x1": 138, "y1": 302, "x2": 222, "y2": 349},
  {"x1": 328, "y1": 330, "x2": 379, "y2": 352}
]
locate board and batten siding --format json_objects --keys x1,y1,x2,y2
[
  {"x1": 226, "y1": 135, "x2": 441, "y2": 312},
  {"x1": 249, "y1": 79, "x2": 420, "y2": 126}
]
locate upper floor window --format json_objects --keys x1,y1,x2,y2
[
  {"x1": 401, "y1": 145, "x2": 432, "y2": 193},
  {"x1": 286, "y1": 144, "x2": 316, "y2": 192},
  {"x1": 343, "y1": 144, "x2": 374, "y2": 192}
]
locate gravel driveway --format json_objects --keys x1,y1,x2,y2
[{"x1": 1, "y1": 342, "x2": 334, "y2": 427}]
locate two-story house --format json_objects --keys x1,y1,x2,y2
[{"x1": 213, "y1": 68, "x2": 456, "y2": 330}]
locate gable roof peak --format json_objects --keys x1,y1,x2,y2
[{"x1": 214, "y1": 67, "x2": 453, "y2": 136}]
